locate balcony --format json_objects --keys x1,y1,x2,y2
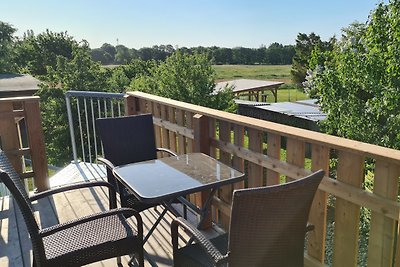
[{"x1": 1, "y1": 91, "x2": 400, "y2": 266}]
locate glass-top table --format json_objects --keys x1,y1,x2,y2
[
  {"x1": 113, "y1": 153, "x2": 244, "y2": 204},
  {"x1": 113, "y1": 153, "x2": 244, "y2": 240}
]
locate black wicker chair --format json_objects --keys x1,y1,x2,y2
[
  {"x1": 96, "y1": 114, "x2": 177, "y2": 212},
  {"x1": 0, "y1": 149, "x2": 144, "y2": 267},
  {"x1": 171, "y1": 170, "x2": 325, "y2": 267}
]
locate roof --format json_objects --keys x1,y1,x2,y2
[
  {"x1": 215, "y1": 79, "x2": 284, "y2": 94},
  {"x1": 237, "y1": 100, "x2": 326, "y2": 122},
  {"x1": 0, "y1": 74, "x2": 40, "y2": 92}
]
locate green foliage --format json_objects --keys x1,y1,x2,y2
[
  {"x1": 38, "y1": 47, "x2": 111, "y2": 165},
  {"x1": 130, "y1": 51, "x2": 235, "y2": 111},
  {"x1": 14, "y1": 30, "x2": 80, "y2": 76},
  {"x1": 108, "y1": 60, "x2": 157, "y2": 92},
  {"x1": 36, "y1": 87, "x2": 71, "y2": 166},
  {"x1": 306, "y1": 0, "x2": 400, "y2": 149},
  {"x1": 291, "y1": 32, "x2": 333, "y2": 85},
  {"x1": 0, "y1": 21, "x2": 17, "y2": 73},
  {"x1": 89, "y1": 43, "x2": 295, "y2": 66},
  {"x1": 43, "y1": 47, "x2": 110, "y2": 91}
]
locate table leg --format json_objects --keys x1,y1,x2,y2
[
  {"x1": 197, "y1": 188, "x2": 217, "y2": 230},
  {"x1": 143, "y1": 207, "x2": 169, "y2": 243}
]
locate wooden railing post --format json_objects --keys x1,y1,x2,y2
[
  {"x1": 193, "y1": 114, "x2": 212, "y2": 229},
  {"x1": 232, "y1": 124, "x2": 244, "y2": 190},
  {"x1": 24, "y1": 98, "x2": 49, "y2": 191},
  {"x1": 247, "y1": 128, "x2": 263, "y2": 187},
  {"x1": 368, "y1": 161, "x2": 400, "y2": 266},
  {"x1": 306, "y1": 144, "x2": 329, "y2": 264},
  {"x1": 286, "y1": 138, "x2": 305, "y2": 181},
  {"x1": 333, "y1": 151, "x2": 364, "y2": 267},
  {"x1": 218, "y1": 121, "x2": 232, "y2": 229},
  {"x1": 266, "y1": 133, "x2": 281, "y2": 185},
  {"x1": 124, "y1": 94, "x2": 138, "y2": 115},
  {"x1": 168, "y1": 107, "x2": 177, "y2": 152},
  {"x1": 160, "y1": 105, "x2": 170, "y2": 152},
  {"x1": 0, "y1": 100, "x2": 22, "y2": 173},
  {"x1": 193, "y1": 114, "x2": 210, "y2": 154}
]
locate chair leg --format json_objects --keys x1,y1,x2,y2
[
  {"x1": 138, "y1": 249, "x2": 145, "y2": 267},
  {"x1": 117, "y1": 256, "x2": 122, "y2": 266},
  {"x1": 128, "y1": 252, "x2": 144, "y2": 267}
]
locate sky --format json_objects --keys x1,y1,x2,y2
[{"x1": 1, "y1": 0, "x2": 384, "y2": 49}]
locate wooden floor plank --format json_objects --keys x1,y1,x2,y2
[{"x1": 0, "y1": 196, "x2": 24, "y2": 267}]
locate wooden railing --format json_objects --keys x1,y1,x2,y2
[
  {"x1": 0, "y1": 96, "x2": 48, "y2": 192},
  {"x1": 126, "y1": 91, "x2": 400, "y2": 267}
]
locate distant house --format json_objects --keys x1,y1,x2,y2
[{"x1": 0, "y1": 74, "x2": 40, "y2": 98}]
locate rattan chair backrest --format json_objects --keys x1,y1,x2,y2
[
  {"x1": 228, "y1": 170, "x2": 325, "y2": 267},
  {"x1": 96, "y1": 114, "x2": 158, "y2": 167}
]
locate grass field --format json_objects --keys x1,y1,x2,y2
[{"x1": 213, "y1": 64, "x2": 309, "y2": 102}]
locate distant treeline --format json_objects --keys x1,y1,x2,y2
[{"x1": 90, "y1": 43, "x2": 295, "y2": 65}]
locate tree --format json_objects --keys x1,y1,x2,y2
[
  {"x1": 130, "y1": 51, "x2": 235, "y2": 111},
  {"x1": 291, "y1": 32, "x2": 333, "y2": 85},
  {"x1": 213, "y1": 47, "x2": 233, "y2": 64},
  {"x1": 305, "y1": 0, "x2": 400, "y2": 149},
  {"x1": 265, "y1": 43, "x2": 283, "y2": 65},
  {"x1": 114, "y1": 44, "x2": 131, "y2": 64},
  {"x1": 100, "y1": 43, "x2": 116, "y2": 64},
  {"x1": 108, "y1": 60, "x2": 157, "y2": 92},
  {"x1": 14, "y1": 30, "x2": 79, "y2": 76},
  {"x1": 90, "y1": 48, "x2": 110, "y2": 64},
  {"x1": 39, "y1": 47, "x2": 111, "y2": 165},
  {"x1": 0, "y1": 21, "x2": 17, "y2": 73}
]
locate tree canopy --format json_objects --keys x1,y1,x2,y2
[
  {"x1": 0, "y1": 22, "x2": 17, "y2": 73},
  {"x1": 89, "y1": 43, "x2": 295, "y2": 66},
  {"x1": 291, "y1": 32, "x2": 333, "y2": 85},
  {"x1": 305, "y1": 0, "x2": 400, "y2": 149},
  {"x1": 130, "y1": 51, "x2": 235, "y2": 112}
]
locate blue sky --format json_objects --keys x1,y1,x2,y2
[{"x1": 1, "y1": 0, "x2": 383, "y2": 49}]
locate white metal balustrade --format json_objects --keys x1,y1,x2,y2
[{"x1": 65, "y1": 91, "x2": 126, "y2": 163}]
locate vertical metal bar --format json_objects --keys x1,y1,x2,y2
[
  {"x1": 99, "y1": 99, "x2": 104, "y2": 156},
  {"x1": 111, "y1": 100, "x2": 115, "y2": 117},
  {"x1": 77, "y1": 98, "x2": 86, "y2": 162},
  {"x1": 98, "y1": 99, "x2": 101, "y2": 118},
  {"x1": 66, "y1": 94, "x2": 78, "y2": 162},
  {"x1": 91, "y1": 98, "x2": 98, "y2": 162},
  {"x1": 104, "y1": 99, "x2": 107, "y2": 118},
  {"x1": 118, "y1": 101, "x2": 122, "y2": 117},
  {"x1": 84, "y1": 98, "x2": 92, "y2": 163}
]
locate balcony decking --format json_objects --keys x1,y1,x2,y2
[{"x1": 0, "y1": 162, "x2": 222, "y2": 267}]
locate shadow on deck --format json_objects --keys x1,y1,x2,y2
[{"x1": 0, "y1": 162, "x2": 222, "y2": 267}]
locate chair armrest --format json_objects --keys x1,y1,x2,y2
[
  {"x1": 40, "y1": 208, "x2": 143, "y2": 239},
  {"x1": 171, "y1": 217, "x2": 228, "y2": 265},
  {"x1": 30, "y1": 180, "x2": 117, "y2": 209},
  {"x1": 157, "y1": 148, "x2": 177, "y2": 157},
  {"x1": 97, "y1": 157, "x2": 115, "y2": 170}
]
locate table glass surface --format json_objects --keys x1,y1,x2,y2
[{"x1": 113, "y1": 153, "x2": 244, "y2": 203}]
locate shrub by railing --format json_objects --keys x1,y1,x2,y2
[{"x1": 125, "y1": 91, "x2": 400, "y2": 267}]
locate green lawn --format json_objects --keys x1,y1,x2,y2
[
  {"x1": 213, "y1": 64, "x2": 292, "y2": 84},
  {"x1": 213, "y1": 64, "x2": 309, "y2": 102}
]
